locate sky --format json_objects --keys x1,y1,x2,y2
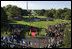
[{"x1": 1, "y1": 1, "x2": 71, "y2": 10}]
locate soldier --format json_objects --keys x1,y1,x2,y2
[
  {"x1": 21, "y1": 39, "x2": 23, "y2": 45},
  {"x1": 30, "y1": 41, "x2": 33, "y2": 48}
]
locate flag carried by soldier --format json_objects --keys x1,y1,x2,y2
[
  {"x1": 42, "y1": 39, "x2": 44, "y2": 43},
  {"x1": 35, "y1": 41, "x2": 36, "y2": 48},
  {"x1": 21, "y1": 39, "x2": 23, "y2": 45},
  {"x1": 3, "y1": 36, "x2": 8, "y2": 40}
]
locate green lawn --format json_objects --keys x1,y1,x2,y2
[
  {"x1": 23, "y1": 16, "x2": 47, "y2": 18},
  {"x1": 9, "y1": 16, "x2": 71, "y2": 37},
  {"x1": 10, "y1": 19, "x2": 70, "y2": 28},
  {"x1": 1, "y1": 16, "x2": 71, "y2": 37}
]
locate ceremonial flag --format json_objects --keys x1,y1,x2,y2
[
  {"x1": 42, "y1": 40, "x2": 44, "y2": 43},
  {"x1": 3, "y1": 36, "x2": 8, "y2": 40},
  {"x1": 44, "y1": 42, "x2": 46, "y2": 45},
  {"x1": 35, "y1": 42, "x2": 36, "y2": 48},
  {"x1": 21, "y1": 40, "x2": 23, "y2": 45}
]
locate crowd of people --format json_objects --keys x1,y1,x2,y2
[
  {"x1": 45, "y1": 22, "x2": 70, "y2": 48},
  {"x1": 1, "y1": 22, "x2": 69, "y2": 48}
]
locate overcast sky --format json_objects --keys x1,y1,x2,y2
[{"x1": 1, "y1": 1, "x2": 71, "y2": 10}]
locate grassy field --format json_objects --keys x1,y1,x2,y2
[
  {"x1": 1, "y1": 16, "x2": 71, "y2": 37},
  {"x1": 23, "y1": 16, "x2": 47, "y2": 18},
  {"x1": 10, "y1": 18, "x2": 70, "y2": 29},
  {"x1": 9, "y1": 16, "x2": 71, "y2": 37}
]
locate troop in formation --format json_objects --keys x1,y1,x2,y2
[{"x1": 1, "y1": 36, "x2": 53, "y2": 48}]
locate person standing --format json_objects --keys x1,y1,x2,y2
[
  {"x1": 30, "y1": 41, "x2": 33, "y2": 48},
  {"x1": 29, "y1": 40, "x2": 31, "y2": 47},
  {"x1": 26, "y1": 40, "x2": 28, "y2": 47},
  {"x1": 21, "y1": 39, "x2": 23, "y2": 45}
]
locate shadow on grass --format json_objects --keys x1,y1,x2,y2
[{"x1": 9, "y1": 17, "x2": 50, "y2": 22}]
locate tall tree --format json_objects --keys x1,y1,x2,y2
[
  {"x1": 1, "y1": 7, "x2": 8, "y2": 25},
  {"x1": 61, "y1": 8, "x2": 71, "y2": 20},
  {"x1": 44, "y1": 9, "x2": 55, "y2": 18},
  {"x1": 3, "y1": 5, "x2": 21, "y2": 19}
]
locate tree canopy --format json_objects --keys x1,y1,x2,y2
[
  {"x1": 1, "y1": 7, "x2": 8, "y2": 24},
  {"x1": 1, "y1": 5, "x2": 71, "y2": 20}
]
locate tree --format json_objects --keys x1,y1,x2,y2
[
  {"x1": 28, "y1": 10, "x2": 32, "y2": 16},
  {"x1": 2, "y1": 5, "x2": 71, "y2": 20},
  {"x1": 44, "y1": 10, "x2": 53, "y2": 18},
  {"x1": 1, "y1": 7, "x2": 8, "y2": 24},
  {"x1": 64, "y1": 12, "x2": 71, "y2": 20},
  {"x1": 62, "y1": 25, "x2": 71, "y2": 48},
  {"x1": 40, "y1": 9, "x2": 46, "y2": 16},
  {"x1": 44, "y1": 11, "x2": 48, "y2": 17},
  {"x1": 18, "y1": 8, "x2": 28, "y2": 16},
  {"x1": 3, "y1": 5, "x2": 21, "y2": 19},
  {"x1": 34, "y1": 9, "x2": 46, "y2": 16},
  {"x1": 34, "y1": 10, "x2": 40, "y2": 16},
  {"x1": 31, "y1": 10, "x2": 36, "y2": 16},
  {"x1": 57, "y1": 9, "x2": 63, "y2": 19},
  {"x1": 53, "y1": 10, "x2": 60, "y2": 19},
  {"x1": 44, "y1": 9, "x2": 56, "y2": 18},
  {"x1": 50, "y1": 9, "x2": 56, "y2": 18},
  {"x1": 61, "y1": 8, "x2": 71, "y2": 20}
]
